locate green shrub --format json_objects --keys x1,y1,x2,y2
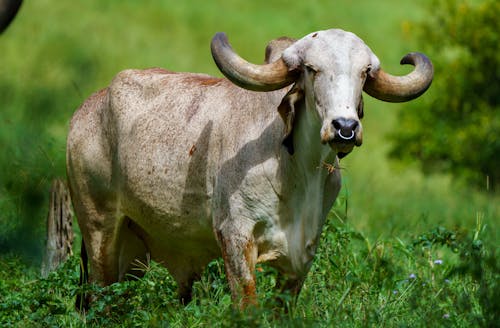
[{"x1": 390, "y1": 0, "x2": 500, "y2": 190}]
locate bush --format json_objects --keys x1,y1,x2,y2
[{"x1": 390, "y1": 0, "x2": 500, "y2": 190}]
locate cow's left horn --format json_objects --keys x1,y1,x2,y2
[
  {"x1": 211, "y1": 32, "x2": 298, "y2": 92},
  {"x1": 0, "y1": 0, "x2": 23, "y2": 33},
  {"x1": 363, "y1": 52, "x2": 434, "y2": 103}
]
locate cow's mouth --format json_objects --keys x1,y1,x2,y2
[
  {"x1": 328, "y1": 130, "x2": 362, "y2": 158},
  {"x1": 329, "y1": 141, "x2": 355, "y2": 158}
]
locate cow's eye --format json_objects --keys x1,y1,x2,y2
[
  {"x1": 361, "y1": 65, "x2": 372, "y2": 79},
  {"x1": 365, "y1": 65, "x2": 372, "y2": 75},
  {"x1": 304, "y1": 63, "x2": 318, "y2": 74}
]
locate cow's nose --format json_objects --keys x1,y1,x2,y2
[{"x1": 332, "y1": 118, "x2": 358, "y2": 141}]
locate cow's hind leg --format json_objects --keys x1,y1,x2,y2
[
  {"x1": 70, "y1": 187, "x2": 138, "y2": 304},
  {"x1": 76, "y1": 240, "x2": 89, "y2": 312},
  {"x1": 116, "y1": 217, "x2": 150, "y2": 281},
  {"x1": 72, "y1": 197, "x2": 121, "y2": 286},
  {"x1": 176, "y1": 272, "x2": 200, "y2": 305},
  {"x1": 75, "y1": 213, "x2": 149, "y2": 310},
  {"x1": 72, "y1": 205, "x2": 121, "y2": 311}
]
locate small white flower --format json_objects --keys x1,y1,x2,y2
[
  {"x1": 443, "y1": 313, "x2": 450, "y2": 319},
  {"x1": 434, "y1": 259, "x2": 443, "y2": 265},
  {"x1": 409, "y1": 273, "x2": 416, "y2": 279}
]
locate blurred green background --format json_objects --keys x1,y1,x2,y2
[{"x1": 0, "y1": 0, "x2": 497, "y2": 263}]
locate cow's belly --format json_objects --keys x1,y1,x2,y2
[
  {"x1": 118, "y1": 173, "x2": 220, "y2": 274},
  {"x1": 116, "y1": 143, "x2": 218, "y2": 264},
  {"x1": 119, "y1": 169, "x2": 214, "y2": 237}
]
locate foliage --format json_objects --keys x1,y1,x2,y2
[
  {"x1": 0, "y1": 214, "x2": 497, "y2": 327},
  {"x1": 390, "y1": 0, "x2": 500, "y2": 189}
]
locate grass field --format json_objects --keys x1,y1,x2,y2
[{"x1": 0, "y1": 0, "x2": 498, "y2": 326}]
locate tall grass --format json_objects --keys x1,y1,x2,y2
[
  {"x1": 0, "y1": 0, "x2": 498, "y2": 326},
  {"x1": 1, "y1": 212, "x2": 497, "y2": 326}
]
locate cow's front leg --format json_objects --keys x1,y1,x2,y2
[
  {"x1": 275, "y1": 273, "x2": 305, "y2": 311},
  {"x1": 215, "y1": 221, "x2": 258, "y2": 309}
]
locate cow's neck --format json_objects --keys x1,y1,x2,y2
[
  {"x1": 286, "y1": 101, "x2": 336, "y2": 176},
  {"x1": 277, "y1": 101, "x2": 339, "y2": 275}
]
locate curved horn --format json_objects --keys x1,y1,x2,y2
[
  {"x1": 211, "y1": 32, "x2": 298, "y2": 92},
  {"x1": 0, "y1": 0, "x2": 23, "y2": 34},
  {"x1": 363, "y1": 52, "x2": 434, "y2": 103}
]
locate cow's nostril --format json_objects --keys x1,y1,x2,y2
[
  {"x1": 332, "y1": 119, "x2": 342, "y2": 130},
  {"x1": 332, "y1": 118, "x2": 359, "y2": 131},
  {"x1": 332, "y1": 118, "x2": 359, "y2": 141},
  {"x1": 349, "y1": 120, "x2": 359, "y2": 131}
]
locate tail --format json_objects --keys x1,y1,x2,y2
[{"x1": 75, "y1": 239, "x2": 89, "y2": 312}]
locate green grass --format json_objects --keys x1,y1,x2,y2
[
  {"x1": 1, "y1": 216, "x2": 497, "y2": 327},
  {"x1": 0, "y1": 0, "x2": 498, "y2": 326}
]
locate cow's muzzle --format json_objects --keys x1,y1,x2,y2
[
  {"x1": 321, "y1": 117, "x2": 362, "y2": 146},
  {"x1": 332, "y1": 118, "x2": 361, "y2": 146},
  {"x1": 321, "y1": 117, "x2": 362, "y2": 158}
]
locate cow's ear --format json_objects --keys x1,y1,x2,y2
[
  {"x1": 357, "y1": 95, "x2": 364, "y2": 119},
  {"x1": 278, "y1": 84, "x2": 304, "y2": 155}
]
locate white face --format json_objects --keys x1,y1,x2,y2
[{"x1": 283, "y1": 29, "x2": 380, "y2": 156}]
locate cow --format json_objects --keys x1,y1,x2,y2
[
  {"x1": 0, "y1": 0, "x2": 22, "y2": 33},
  {"x1": 67, "y1": 28, "x2": 433, "y2": 309}
]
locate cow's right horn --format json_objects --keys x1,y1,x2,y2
[
  {"x1": 363, "y1": 52, "x2": 434, "y2": 103},
  {"x1": 211, "y1": 32, "x2": 298, "y2": 92}
]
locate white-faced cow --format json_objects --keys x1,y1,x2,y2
[{"x1": 67, "y1": 29, "x2": 433, "y2": 309}]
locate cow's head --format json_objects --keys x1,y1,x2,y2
[{"x1": 211, "y1": 29, "x2": 433, "y2": 157}]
